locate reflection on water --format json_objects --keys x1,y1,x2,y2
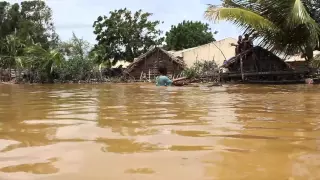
[{"x1": 0, "y1": 83, "x2": 320, "y2": 180}]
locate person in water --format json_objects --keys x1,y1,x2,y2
[
  {"x1": 156, "y1": 64, "x2": 173, "y2": 86},
  {"x1": 156, "y1": 64, "x2": 187, "y2": 86}
]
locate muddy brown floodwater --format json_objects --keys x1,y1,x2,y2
[{"x1": 0, "y1": 83, "x2": 320, "y2": 180}]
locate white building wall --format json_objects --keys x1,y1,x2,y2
[{"x1": 182, "y1": 37, "x2": 237, "y2": 67}]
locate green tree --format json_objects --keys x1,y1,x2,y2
[
  {"x1": 59, "y1": 32, "x2": 91, "y2": 59},
  {"x1": 0, "y1": 2, "x2": 19, "y2": 39},
  {"x1": 58, "y1": 33, "x2": 97, "y2": 81},
  {"x1": 305, "y1": 0, "x2": 320, "y2": 50},
  {"x1": 0, "y1": 1, "x2": 58, "y2": 51},
  {"x1": 205, "y1": 0, "x2": 320, "y2": 63},
  {"x1": 165, "y1": 20, "x2": 216, "y2": 51},
  {"x1": 92, "y1": 8, "x2": 164, "y2": 65},
  {"x1": 19, "y1": 0, "x2": 59, "y2": 49}
]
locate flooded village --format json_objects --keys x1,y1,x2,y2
[
  {"x1": 115, "y1": 36, "x2": 319, "y2": 85},
  {"x1": 1, "y1": 0, "x2": 320, "y2": 180},
  {"x1": 1, "y1": 34, "x2": 319, "y2": 85}
]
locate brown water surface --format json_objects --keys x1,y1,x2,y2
[{"x1": 0, "y1": 83, "x2": 320, "y2": 180}]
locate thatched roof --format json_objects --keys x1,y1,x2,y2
[
  {"x1": 125, "y1": 47, "x2": 186, "y2": 73},
  {"x1": 222, "y1": 46, "x2": 289, "y2": 68}
]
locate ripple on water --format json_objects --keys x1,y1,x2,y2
[{"x1": 1, "y1": 84, "x2": 320, "y2": 180}]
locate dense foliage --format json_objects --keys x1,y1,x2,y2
[
  {"x1": 57, "y1": 33, "x2": 98, "y2": 82},
  {"x1": 0, "y1": 1, "x2": 58, "y2": 50},
  {"x1": 305, "y1": 0, "x2": 320, "y2": 50},
  {"x1": 0, "y1": 1, "x2": 103, "y2": 83},
  {"x1": 0, "y1": 3, "x2": 166, "y2": 83},
  {"x1": 0, "y1": 2, "x2": 169, "y2": 83},
  {"x1": 165, "y1": 20, "x2": 216, "y2": 51},
  {"x1": 92, "y1": 8, "x2": 164, "y2": 66},
  {"x1": 205, "y1": 0, "x2": 320, "y2": 62},
  {"x1": 305, "y1": 0, "x2": 320, "y2": 23}
]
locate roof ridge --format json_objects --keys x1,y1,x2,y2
[{"x1": 125, "y1": 47, "x2": 185, "y2": 73}]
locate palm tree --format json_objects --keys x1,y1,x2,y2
[
  {"x1": 204, "y1": 0, "x2": 320, "y2": 63},
  {"x1": 24, "y1": 43, "x2": 64, "y2": 83}
]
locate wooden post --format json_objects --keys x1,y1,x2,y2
[
  {"x1": 148, "y1": 69, "x2": 150, "y2": 82},
  {"x1": 140, "y1": 71, "x2": 143, "y2": 81},
  {"x1": 240, "y1": 55, "x2": 244, "y2": 81}
]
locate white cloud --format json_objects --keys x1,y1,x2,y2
[{"x1": 6, "y1": 0, "x2": 242, "y2": 44}]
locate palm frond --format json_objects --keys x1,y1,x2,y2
[
  {"x1": 288, "y1": 0, "x2": 320, "y2": 45},
  {"x1": 25, "y1": 45, "x2": 48, "y2": 57},
  {"x1": 15, "y1": 57, "x2": 24, "y2": 68},
  {"x1": 50, "y1": 50, "x2": 64, "y2": 66},
  {"x1": 289, "y1": 0, "x2": 315, "y2": 24},
  {"x1": 205, "y1": 1, "x2": 320, "y2": 57},
  {"x1": 204, "y1": 5, "x2": 278, "y2": 33}
]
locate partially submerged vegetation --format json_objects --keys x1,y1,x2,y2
[
  {"x1": 1, "y1": 0, "x2": 320, "y2": 84},
  {"x1": 0, "y1": 1, "x2": 216, "y2": 84},
  {"x1": 168, "y1": 60, "x2": 221, "y2": 86},
  {"x1": 182, "y1": 60, "x2": 219, "y2": 80}
]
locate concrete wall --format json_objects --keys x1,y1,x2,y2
[{"x1": 182, "y1": 37, "x2": 237, "y2": 68}]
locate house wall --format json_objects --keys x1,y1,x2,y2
[
  {"x1": 129, "y1": 50, "x2": 183, "y2": 80},
  {"x1": 182, "y1": 37, "x2": 237, "y2": 68}
]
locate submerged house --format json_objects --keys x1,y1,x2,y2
[
  {"x1": 124, "y1": 47, "x2": 185, "y2": 80},
  {"x1": 221, "y1": 46, "x2": 309, "y2": 83}
]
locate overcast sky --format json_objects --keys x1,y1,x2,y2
[{"x1": 8, "y1": 0, "x2": 242, "y2": 44}]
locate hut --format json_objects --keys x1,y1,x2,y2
[
  {"x1": 221, "y1": 46, "x2": 309, "y2": 83},
  {"x1": 124, "y1": 47, "x2": 185, "y2": 80}
]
